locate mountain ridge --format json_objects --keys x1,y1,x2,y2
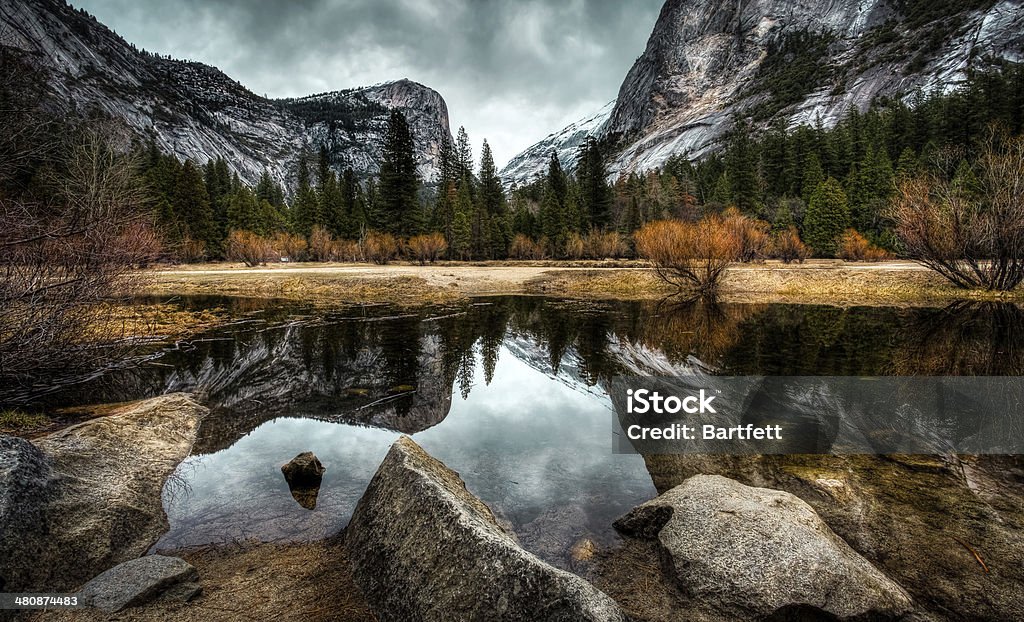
[
  {"x1": 0, "y1": 0, "x2": 453, "y2": 191},
  {"x1": 502, "y1": 0, "x2": 1024, "y2": 182}
]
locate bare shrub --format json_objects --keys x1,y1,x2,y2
[
  {"x1": 509, "y1": 234, "x2": 548, "y2": 260},
  {"x1": 0, "y1": 124, "x2": 155, "y2": 399},
  {"x1": 509, "y1": 234, "x2": 534, "y2": 260},
  {"x1": 722, "y1": 207, "x2": 771, "y2": 262},
  {"x1": 363, "y1": 231, "x2": 400, "y2": 265},
  {"x1": 226, "y1": 230, "x2": 274, "y2": 266},
  {"x1": 634, "y1": 215, "x2": 740, "y2": 295},
  {"x1": 271, "y1": 232, "x2": 308, "y2": 262},
  {"x1": 406, "y1": 232, "x2": 447, "y2": 265},
  {"x1": 838, "y1": 229, "x2": 890, "y2": 261},
  {"x1": 308, "y1": 226, "x2": 335, "y2": 262},
  {"x1": 585, "y1": 231, "x2": 628, "y2": 259},
  {"x1": 565, "y1": 233, "x2": 586, "y2": 260},
  {"x1": 176, "y1": 235, "x2": 207, "y2": 263},
  {"x1": 890, "y1": 133, "x2": 1024, "y2": 290},
  {"x1": 335, "y1": 239, "x2": 363, "y2": 262},
  {"x1": 771, "y1": 226, "x2": 810, "y2": 264}
]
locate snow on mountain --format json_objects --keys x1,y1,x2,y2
[
  {"x1": 499, "y1": 101, "x2": 614, "y2": 186},
  {"x1": 0, "y1": 0, "x2": 453, "y2": 191}
]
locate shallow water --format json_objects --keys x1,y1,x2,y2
[{"x1": 44, "y1": 296, "x2": 1024, "y2": 566}]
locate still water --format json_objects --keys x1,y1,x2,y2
[{"x1": 52, "y1": 296, "x2": 1024, "y2": 566}]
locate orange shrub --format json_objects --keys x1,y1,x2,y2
[
  {"x1": 585, "y1": 231, "x2": 628, "y2": 259},
  {"x1": 406, "y1": 232, "x2": 448, "y2": 265},
  {"x1": 565, "y1": 233, "x2": 586, "y2": 260},
  {"x1": 723, "y1": 207, "x2": 771, "y2": 262},
  {"x1": 308, "y1": 226, "x2": 336, "y2": 262},
  {"x1": 635, "y1": 215, "x2": 740, "y2": 295},
  {"x1": 177, "y1": 235, "x2": 207, "y2": 263},
  {"x1": 363, "y1": 231, "x2": 400, "y2": 265},
  {"x1": 771, "y1": 226, "x2": 810, "y2": 264},
  {"x1": 334, "y1": 239, "x2": 363, "y2": 262},
  {"x1": 226, "y1": 230, "x2": 274, "y2": 267},
  {"x1": 838, "y1": 229, "x2": 890, "y2": 262},
  {"x1": 509, "y1": 234, "x2": 548, "y2": 260},
  {"x1": 271, "y1": 232, "x2": 308, "y2": 262}
]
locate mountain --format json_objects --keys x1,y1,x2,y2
[
  {"x1": 502, "y1": 0, "x2": 1024, "y2": 181},
  {"x1": 0, "y1": 0, "x2": 453, "y2": 190},
  {"x1": 500, "y1": 101, "x2": 614, "y2": 187}
]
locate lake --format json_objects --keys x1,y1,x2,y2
[{"x1": 44, "y1": 296, "x2": 1024, "y2": 567}]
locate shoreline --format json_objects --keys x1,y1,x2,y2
[{"x1": 141, "y1": 259, "x2": 1023, "y2": 308}]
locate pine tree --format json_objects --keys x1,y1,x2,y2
[
  {"x1": 292, "y1": 155, "x2": 319, "y2": 236},
  {"x1": 801, "y1": 152, "x2": 825, "y2": 205},
  {"x1": 451, "y1": 177, "x2": 473, "y2": 259},
  {"x1": 576, "y1": 136, "x2": 612, "y2": 229},
  {"x1": 378, "y1": 109, "x2": 421, "y2": 236},
  {"x1": 340, "y1": 168, "x2": 362, "y2": 238},
  {"x1": 478, "y1": 140, "x2": 508, "y2": 256},
  {"x1": 174, "y1": 161, "x2": 217, "y2": 254},
  {"x1": 803, "y1": 178, "x2": 851, "y2": 257}
]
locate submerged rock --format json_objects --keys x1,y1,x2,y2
[
  {"x1": 615, "y1": 474, "x2": 912, "y2": 621},
  {"x1": 346, "y1": 436, "x2": 626, "y2": 622},
  {"x1": 0, "y1": 393, "x2": 206, "y2": 592},
  {"x1": 282, "y1": 451, "x2": 325, "y2": 488},
  {"x1": 80, "y1": 555, "x2": 201, "y2": 613},
  {"x1": 282, "y1": 451, "x2": 325, "y2": 510}
]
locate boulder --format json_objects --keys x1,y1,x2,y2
[
  {"x1": 642, "y1": 454, "x2": 1024, "y2": 620},
  {"x1": 80, "y1": 555, "x2": 201, "y2": 612},
  {"x1": 615, "y1": 474, "x2": 912, "y2": 620},
  {"x1": 346, "y1": 436, "x2": 626, "y2": 622},
  {"x1": 0, "y1": 393, "x2": 207, "y2": 592},
  {"x1": 0, "y1": 437, "x2": 52, "y2": 592}
]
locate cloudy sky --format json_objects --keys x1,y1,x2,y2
[{"x1": 74, "y1": 0, "x2": 663, "y2": 168}]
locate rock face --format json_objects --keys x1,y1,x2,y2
[
  {"x1": 80, "y1": 555, "x2": 201, "y2": 613},
  {"x1": 346, "y1": 436, "x2": 626, "y2": 622},
  {"x1": 0, "y1": 0, "x2": 452, "y2": 190},
  {"x1": 503, "y1": 0, "x2": 1024, "y2": 179},
  {"x1": 0, "y1": 393, "x2": 207, "y2": 592},
  {"x1": 615, "y1": 474, "x2": 912, "y2": 620}
]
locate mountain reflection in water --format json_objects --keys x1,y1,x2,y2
[{"x1": 46, "y1": 296, "x2": 1024, "y2": 566}]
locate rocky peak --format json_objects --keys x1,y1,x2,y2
[
  {"x1": 505, "y1": 0, "x2": 1024, "y2": 179},
  {"x1": 0, "y1": 0, "x2": 453, "y2": 191}
]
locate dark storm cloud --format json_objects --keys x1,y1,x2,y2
[{"x1": 73, "y1": 0, "x2": 663, "y2": 166}]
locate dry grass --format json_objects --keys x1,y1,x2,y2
[
  {"x1": 29, "y1": 539, "x2": 377, "y2": 622},
  {"x1": 84, "y1": 303, "x2": 228, "y2": 342},
  {"x1": 145, "y1": 272, "x2": 463, "y2": 307},
  {"x1": 143, "y1": 260, "x2": 1024, "y2": 308},
  {"x1": 0, "y1": 409, "x2": 51, "y2": 435}
]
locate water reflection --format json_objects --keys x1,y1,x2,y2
[{"x1": 52, "y1": 296, "x2": 1024, "y2": 564}]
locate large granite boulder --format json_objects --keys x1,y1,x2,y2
[
  {"x1": 80, "y1": 555, "x2": 201, "y2": 612},
  {"x1": 0, "y1": 393, "x2": 207, "y2": 592},
  {"x1": 615, "y1": 474, "x2": 913, "y2": 620},
  {"x1": 346, "y1": 436, "x2": 625, "y2": 622},
  {"x1": 642, "y1": 454, "x2": 1024, "y2": 621},
  {"x1": 0, "y1": 437, "x2": 52, "y2": 592}
]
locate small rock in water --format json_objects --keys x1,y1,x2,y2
[
  {"x1": 282, "y1": 452, "x2": 325, "y2": 510},
  {"x1": 80, "y1": 555, "x2": 200, "y2": 613},
  {"x1": 281, "y1": 452, "x2": 325, "y2": 488}
]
